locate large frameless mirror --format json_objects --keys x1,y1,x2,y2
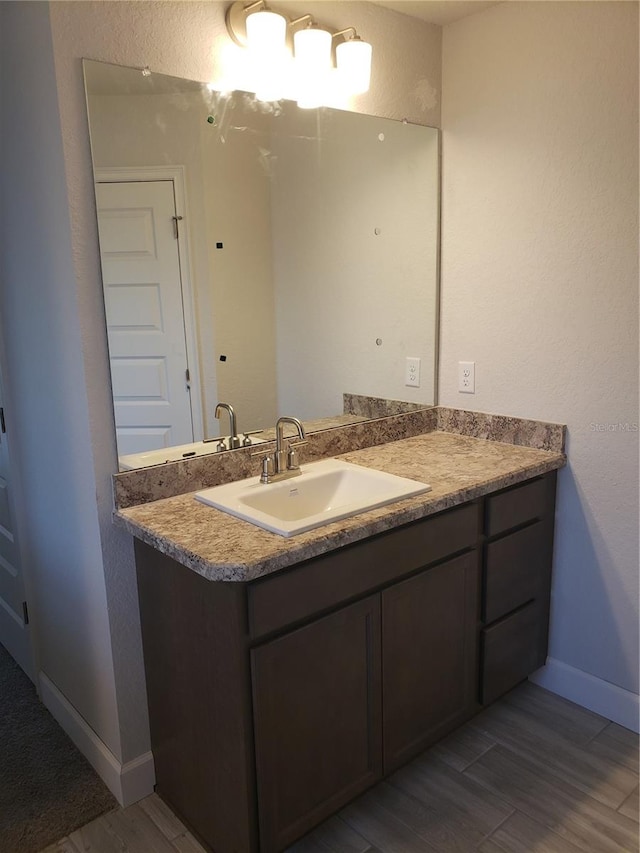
[{"x1": 83, "y1": 60, "x2": 440, "y2": 470}]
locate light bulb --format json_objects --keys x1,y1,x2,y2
[
  {"x1": 294, "y1": 26, "x2": 332, "y2": 108},
  {"x1": 336, "y1": 38, "x2": 372, "y2": 95},
  {"x1": 293, "y1": 26, "x2": 332, "y2": 70},
  {"x1": 245, "y1": 10, "x2": 287, "y2": 53},
  {"x1": 245, "y1": 9, "x2": 288, "y2": 102}
]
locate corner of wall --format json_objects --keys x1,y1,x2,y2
[{"x1": 40, "y1": 671, "x2": 155, "y2": 806}]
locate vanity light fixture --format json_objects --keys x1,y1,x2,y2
[
  {"x1": 334, "y1": 28, "x2": 373, "y2": 96},
  {"x1": 232, "y1": 1, "x2": 289, "y2": 101},
  {"x1": 244, "y1": 6, "x2": 287, "y2": 53},
  {"x1": 225, "y1": 0, "x2": 372, "y2": 106},
  {"x1": 226, "y1": 0, "x2": 286, "y2": 48}
]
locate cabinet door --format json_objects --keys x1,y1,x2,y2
[
  {"x1": 382, "y1": 552, "x2": 479, "y2": 772},
  {"x1": 481, "y1": 601, "x2": 540, "y2": 705},
  {"x1": 251, "y1": 595, "x2": 382, "y2": 853}
]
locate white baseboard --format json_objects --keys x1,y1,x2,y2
[
  {"x1": 39, "y1": 671, "x2": 155, "y2": 806},
  {"x1": 529, "y1": 657, "x2": 640, "y2": 733}
]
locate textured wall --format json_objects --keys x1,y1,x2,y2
[
  {"x1": 441, "y1": 2, "x2": 639, "y2": 700},
  {"x1": 41, "y1": 0, "x2": 441, "y2": 766}
]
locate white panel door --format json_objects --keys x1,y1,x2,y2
[
  {"x1": 96, "y1": 180, "x2": 194, "y2": 456},
  {"x1": 0, "y1": 366, "x2": 34, "y2": 681}
]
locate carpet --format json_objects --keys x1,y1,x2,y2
[{"x1": 0, "y1": 643, "x2": 117, "y2": 852}]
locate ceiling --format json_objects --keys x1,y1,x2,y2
[{"x1": 371, "y1": 1, "x2": 501, "y2": 26}]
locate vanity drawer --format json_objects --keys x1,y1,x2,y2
[
  {"x1": 248, "y1": 503, "x2": 479, "y2": 641},
  {"x1": 486, "y1": 477, "x2": 548, "y2": 537},
  {"x1": 483, "y1": 521, "x2": 543, "y2": 623},
  {"x1": 480, "y1": 602, "x2": 540, "y2": 705}
]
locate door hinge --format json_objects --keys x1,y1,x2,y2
[
  {"x1": 22, "y1": 601, "x2": 29, "y2": 625},
  {"x1": 185, "y1": 368, "x2": 191, "y2": 390},
  {"x1": 172, "y1": 215, "x2": 184, "y2": 239},
  {"x1": 0, "y1": 407, "x2": 5, "y2": 434}
]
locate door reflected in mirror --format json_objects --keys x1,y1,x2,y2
[{"x1": 83, "y1": 60, "x2": 440, "y2": 471}]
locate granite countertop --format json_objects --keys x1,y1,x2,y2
[{"x1": 114, "y1": 431, "x2": 565, "y2": 583}]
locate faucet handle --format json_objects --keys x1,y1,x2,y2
[
  {"x1": 251, "y1": 450, "x2": 275, "y2": 484},
  {"x1": 242, "y1": 430, "x2": 264, "y2": 447},
  {"x1": 287, "y1": 440, "x2": 307, "y2": 471},
  {"x1": 250, "y1": 448, "x2": 272, "y2": 458}
]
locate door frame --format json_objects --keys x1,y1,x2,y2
[{"x1": 95, "y1": 165, "x2": 204, "y2": 442}]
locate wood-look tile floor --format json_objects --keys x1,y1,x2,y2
[{"x1": 41, "y1": 683, "x2": 639, "y2": 853}]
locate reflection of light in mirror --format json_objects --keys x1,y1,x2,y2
[
  {"x1": 210, "y1": 42, "x2": 256, "y2": 94},
  {"x1": 304, "y1": 68, "x2": 351, "y2": 111},
  {"x1": 213, "y1": 40, "x2": 296, "y2": 104},
  {"x1": 251, "y1": 49, "x2": 291, "y2": 103}
]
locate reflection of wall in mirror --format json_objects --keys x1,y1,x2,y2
[
  {"x1": 202, "y1": 99, "x2": 278, "y2": 433},
  {"x1": 88, "y1": 90, "x2": 279, "y2": 438},
  {"x1": 271, "y1": 109, "x2": 438, "y2": 420}
]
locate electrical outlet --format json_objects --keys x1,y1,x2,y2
[
  {"x1": 458, "y1": 361, "x2": 475, "y2": 393},
  {"x1": 405, "y1": 357, "x2": 421, "y2": 388}
]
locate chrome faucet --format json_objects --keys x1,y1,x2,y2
[
  {"x1": 275, "y1": 416, "x2": 306, "y2": 474},
  {"x1": 214, "y1": 402, "x2": 240, "y2": 449},
  {"x1": 254, "y1": 416, "x2": 307, "y2": 484}
]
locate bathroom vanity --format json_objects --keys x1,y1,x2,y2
[{"x1": 116, "y1": 421, "x2": 564, "y2": 853}]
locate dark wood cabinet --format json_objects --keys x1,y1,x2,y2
[
  {"x1": 247, "y1": 502, "x2": 478, "y2": 642},
  {"x1": 134, "y1": 471, "x2": 557, "y2": 853},
  {"x1": 480, "y1": 471, "x2": 557, "y2": 704},
  {"x1": 252, "y1": 596, "x2": 382, "y2": 852},
  {"x1": 135, "y1": 557, "x2": 258, "y2": 853},
  {"x1": 382, "y1": 552, "x2": 479, "y2": 771}
]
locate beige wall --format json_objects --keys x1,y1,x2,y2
[{"x1": 441, "y1": 1, "x2": 639, "y2": 720}]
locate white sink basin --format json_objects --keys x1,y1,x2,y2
[{"x1": 195, "y1": 458, "x2": 431, "y2": 537}]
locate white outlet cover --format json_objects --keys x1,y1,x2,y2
[
  {"x1": 405, "y1": 356, "x2": 421, "y2": 388},
  {"x1": 458, "y1": 361, "x2": 475, "y2": 393}
]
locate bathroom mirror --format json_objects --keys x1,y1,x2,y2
[{"x1": 83, "y1": 60, "x2": 440, "y2": 470}]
